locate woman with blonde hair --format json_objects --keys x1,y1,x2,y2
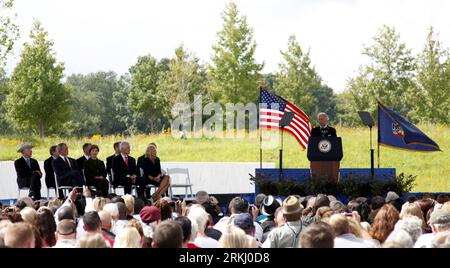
[
  {"x1": 400, "y1": 202, "x2": 427, "y2": 231},
  {"x1": 218, "y1": 225, "x2": 252, "y2": 248},
  {"x1": 114, "y1": 227, "x2": 142, "y2": 248},
  {"x1": 20, "y1": 207, "x2": 38, "y2": 226},
  {"x1": 140, "y1": 143, "x2": 171, "y2": 201},
  {"x1": 126, "y1": 219, "x2": 145, "y2": 247},
  {"x1": 93, "y1": 197, "x2": 109, "y2": 212},
  {"x1": 77, "y1": 233, "x2": 109, "y2": 248},
  {"x1": 122, "y1": 194, "x2": 135, "y2": 220}
]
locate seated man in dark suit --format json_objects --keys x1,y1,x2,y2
[
  {"x1": 76, "y1": 143, "x2": 92, "y2": 173},
  {"x1": 311, "y1": 112, "x2": 337, "y2": 138},
  {"x1": 106, "y1": 141, "x2": 121, "y2": 178},
  {"x1": 52, "y1": 143, "x2": 84, "y2": 190},
  {"x1": 44, "y1": 145, "x2": 64, "y2": 197},
  {"x1": 14, "y1": 143, "x2": 42, "y2": 200},
  {"x1": 111, "y1": 141, "x2": 138, "y2": 195}
]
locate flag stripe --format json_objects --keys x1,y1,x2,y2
[
  {"x1": 259, "y1": 89, "x2": 312, "y2": 150},
  {"x1": 290, "y1": 115, "x2": 311, "y2": 136}
]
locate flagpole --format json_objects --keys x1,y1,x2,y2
[
  {"x1": 377, "y1": 103, "x2": 380, "y2": 168},
  {"x1": 259, "y1": 120, "x2": 262, "y2": 169},
  {"x1": 377, "y1": 143, "x2": 380, "y2": 168},
  {"x1": 259, "y1": 86, "x2": 263, "y2": 169}
]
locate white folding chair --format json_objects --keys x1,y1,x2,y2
[
  {"x1": 140, "y1": 168, "x2": 157, "y2": 196},
  {"x1": 54, "y1": 172, "x2": 72, "y2": 199},
  {"x1": 167, "y1": 168, "x2": 194, "y2": 199},
  {"x1": 17, "y1": 186, "x2": 30, "y2": 199},
  {"x1": 47, "y1": 186, "x2": 57, "y2": 200},
  {"x1": 111, "y1": 169, "x2": 137, "y2": 196}
]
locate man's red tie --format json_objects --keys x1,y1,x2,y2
[{"x1": 124, "y1": 155, "x2": 129, "y2": 167}]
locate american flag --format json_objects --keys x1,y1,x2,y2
[{"x1": 259, "y1": 89, "x2": 312, "y2": 149}]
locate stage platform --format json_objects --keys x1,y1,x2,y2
[{"x1": 0, "y1": 161, "x2": 274, "y2": 204}]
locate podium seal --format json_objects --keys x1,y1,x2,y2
[{"x1": 318, "y1": 140, "x2": 332, "y2": 153}]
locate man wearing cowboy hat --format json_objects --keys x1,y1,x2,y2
[
  {"x1": 14, "y1": 143, "x2": 42, "y2": 200},
  {"x1": 262, "y1": 195, "x2": 305, "y2": 248}
]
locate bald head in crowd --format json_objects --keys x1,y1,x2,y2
[
  {"x1": 4, "y1": 223, "x2": 35, "y2": 248},
  {"x1": 98, "y1": 211, "x2": 112, "y2": 232},
  {"x1": 56, "y1": 220, "x2": 77, "y2": 241},
  {"x1": 58, "y1": 206, "x2": 74, "y2": 222}
]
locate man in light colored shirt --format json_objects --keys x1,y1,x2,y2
[
  {"x1": 53, "y1": 219, "x2": 77, "y2": 248},
  {"x1": 329, "y1": 214, "x2": 375, "y2": 248},
  {"x1": 415, "y1": 210, "x2": 450, "y2": 248},
  {"x1": 262, "y1": 196, "x2": 305, "y2": 248}
]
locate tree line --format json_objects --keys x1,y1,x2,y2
[{"x1": 0, "y1": 1, "x2": 449, "y2": 137}]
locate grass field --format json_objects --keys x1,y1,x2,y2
[{"x1": 0, "y1": 125, "x2": 448, "y2": 192}]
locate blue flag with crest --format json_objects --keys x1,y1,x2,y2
[{"x1": 378, "y1": 102, "x2": 440, "y2": 152}]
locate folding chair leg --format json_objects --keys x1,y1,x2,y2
[{"x1": 47, "y1": 188, "x2": 50, "y2": 200}]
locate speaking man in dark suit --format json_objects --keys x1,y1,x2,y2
[
  {"x1": 76, "y1": 143, "x2": 92, "y2": 173},
  {"x1": 44, "y1": 145, "x2": 64, "y2": 198},
  {"x1": 311, "y1": 112, "x2": 337, "y2": 138},
  {"x1": 53, "y1": 143, "x2": 84, "y2": 190},
  {"x1": 106, "y1": 141, "x2": 121, "y2": 178},
  {"x1": 14, "y1": 143, "x2": 42, "y2": 200},
  {"x1": 112, "y1": 141, "x2": 138, "y2": 195}
]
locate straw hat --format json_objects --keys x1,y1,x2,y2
[{"x1": 281, "y1": 196, "x2": 303, "y2": 215}]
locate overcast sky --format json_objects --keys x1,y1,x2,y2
[{"x1": 6, "y1": 0, "x2": 450, "y2": 92}]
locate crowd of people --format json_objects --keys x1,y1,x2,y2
[
  {"x1": 1, "y1": 186, "x2": 449, "y2": 248},
  {"x1": 3, "y1": 141, "x2": 450, "y2": 248}
]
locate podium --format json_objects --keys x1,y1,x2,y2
[{"x1": 307, "y1": 137, "x2": 343, "y2": 182}]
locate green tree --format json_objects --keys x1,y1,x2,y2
[
  {"x1": 6, "y1": 20, "x2": 70, "y2": 137},
  {"x1": 66, "y1": 71, "x2": 122, "y2": 136},
  {"x1": 411, "y1": 27, "x2": 450, "y2": 124},
  {"x1": 127, "y1": 54, "x2": 170, "y2": 133},
  {"x1": 0, "y1": 0, "x2": 19, "y2": 135},
  {"x1": 311, "y1": 85, "x2": 337, "y2": 124},
  {"x1": 335, "y1": 90, "x2": 358, "y2": 126},
  {"x1": 275, "y1": 35, "x2": 322, "y2": 114},
  {"x1": 159, "y1": 45, "x2": 209, "y2": 108},
  {"x1": 209, "y1": 2, "x2": 263, "y2": 104},
  {"x1": 112, "y1": 74, "x2": 133, "y2": 135},
  {"x1": 345, "y1": 26, "x2": 416, "y2": 123},
  {"x1": 0, "y1": 69, "x2": 11, "y2": 134},
  {"x1": 0, "y1": 0, "x2": 19, "y2": 66},
  {"x1": 261, "y1": 73, "x2": 276, "y2": 92}
]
